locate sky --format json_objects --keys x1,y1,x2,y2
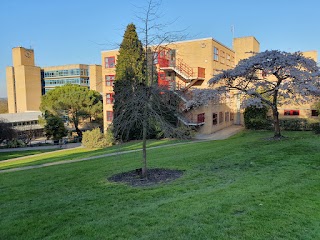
[{"x1": 1, "y1": 0, "x2": 320, "y2": 98}]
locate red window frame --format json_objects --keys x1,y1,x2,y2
[
  {"x1": 105, "y1": 56, "x2": 115, "y2": 68},
  {"x1": 105, "y1": 75, "x2": 115, "y2": 86},
  {"x1": 106, "y1": 111, "x2": 113, "y2": 122},
  {"x1": 284, "y1": 110, "x2": 300, "y2": 116},
  {"x1": 311, "y1": 110, "x2": 319, "y2": 117},
  {"x1": 158, "y1": 72, "x2": 169, "y2": 88},
  {"x1": 106, "y1": 93, "x2": 114, "y2": 104},
  {"x1": 197, "y1": 113, "x2": 205, "y2": 123}
]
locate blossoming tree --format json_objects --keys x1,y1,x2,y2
[{"x1": 208, "y1": 50, "x2": 320, "y2": 138}]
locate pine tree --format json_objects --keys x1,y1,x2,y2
[
  {"x1": 115, "y1": 23, "x2": 146, "y2": 83},
  {"x1": 43, "y1": 112, "x2": 68, "y2": 141},
  {"x1": 40, "y1": 84, "x2": 102, "y2": 138},
  {"x1": 113, "y1": 23, "x2": 147, "y2": 141}
]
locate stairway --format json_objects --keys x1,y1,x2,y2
[{"x1": 160, "y1": 58, "x2": 205, "y2": 89}]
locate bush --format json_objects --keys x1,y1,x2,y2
[
  {"x1": 244, "y1": 106, "x2": 271, "y2": 130},
  {"x1": 6, "y1": 139, "x2": 25, "y2": 148},
  {"x1": 279, "y1": 118, "x2": 311, "y2": 131},
  {"x1": 104, "y1": 126, "x2": 115, "y2": 145},
  {"x1": 310, "y1": 122, "x2": 320, "y2": 134},
  {"x1": 82, "y1": 128, "x2": 114, "y2": 149}
]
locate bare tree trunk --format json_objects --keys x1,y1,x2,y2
[
  {"x1": 141, "y1": 106, "x2": 148, "y2": 178},
  {"x1": 272, "y1": 107, "x2": 281, "y2": 138}
]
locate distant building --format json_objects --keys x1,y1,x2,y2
[
  {"x1": 0, "y1": 111, "x2": 44, "y2": 139},
  {"x1": 101, "y1": 36, "x2": 259, "y2": 133},
  {"x1": 5, "y1": 37, "x2": 318, "y2": 136},
  {"x1": 6, "y1": 47, "x2": 102, "y2": 113}
]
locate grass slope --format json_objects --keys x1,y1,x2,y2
[
  {"x1": 0, "y1": 130, "x2": 319, "y2": 239},
  {"x1": 0, "y1": 139, "x2": 186, "y2": 170}
]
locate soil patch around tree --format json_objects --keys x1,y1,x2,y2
[
  {"x1": 264, "y1": 135, "x2": 289, "y2": 141},
  {"x1": 108, "y1": 168, "x2": 184, "y2": 187}
]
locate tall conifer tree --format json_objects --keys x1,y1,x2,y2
[
  {"x1": 115, "y1": 23, "x2": 146, "y2": 83},
  {"x1": 113, "y1": 24, "x2": 147, "y2": 141}
]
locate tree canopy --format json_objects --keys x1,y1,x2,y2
[
  {"x1": 208, "y1": 50, "x2": 320, "y2": 138},
  {"x1": 40, "y1": 84, "x2": 103, "y2": 137}
]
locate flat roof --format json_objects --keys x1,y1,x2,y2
[
  {"x1": 101, "y1": 36, "x2": 235, "y2": 53},
  {"x1": 0, "y1": 111, "x2": 42, "y2": 123},
  {"x1": 233, "y1": 36, "x2": 260, "y2": 45},
  {"x1": 41, "y1": 64, "x2": 89, "y2": 70}
]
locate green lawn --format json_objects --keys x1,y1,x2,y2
[
  {"x1": 0, "y1": 130, "x2": 319, "y2": 239},
  {"x1": 0, "y1": 138, "x2": 187, "y2": 170}
]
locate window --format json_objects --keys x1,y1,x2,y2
[
  {"x1": 219, "y1": 112, "x2": 224, "y2": 123},
  {"x1": 214, "y1": 47, "x2": 219, "y2": 61},
  {"x1": 105, "y1": 75, "x2": 115, "y2": 86},
  {"x1": 230, "y1": 112, "x2": 235, "y2": 121},
  {"x1": 220, "y1": 51, "x2": 225, "y2": 64},
  {"x1": 212, "y1": 113, "x2": 218, "y2": 125},
  {"x1": 226, "y1": 54, "x2": 230, "y2": 66},
  {"x1": 105, "y1": 56, "x2": 115, "y2": 68},
  {"x1": 197, "y1": 113, "x2": 205, "y2": 123},
  {"x1": 225, "y1": 112, "x2": 230, "y2": 122},
  {"x1": 106, "y1": 93, "x2": 114, "y2": 104},
  {"x1": 311, "y1": 110, "x2": 319, "y2": 116},
  {"x1": 284, "y1": 110, "x2": 300, "y2": 116},
  {"x1": 153, "y1": 52, "x2": 158, "y2": 64},
  {"x1": 106, "y1": 111, "x2": 113, "y2": 122}
]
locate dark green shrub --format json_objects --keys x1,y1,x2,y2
[
  {"x1": 279, "y1": 118, "x2": 311, "y2": 131},
  {"x1": 310, "y1": 122, "x2": 320, "y2": 134},
  {"x1": 6, "y1": 139, "x2": 25, "y2": 148},
  {"x1": 244, "y1": 106, "x2": 271, "y2": 130}
]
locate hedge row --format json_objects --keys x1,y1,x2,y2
[
  {"x1": 244, "y1": 107, "x2": 320, "y2": 133},
  {"x1": 247, "y1": 118, "x2": 320, "y2": 133}
]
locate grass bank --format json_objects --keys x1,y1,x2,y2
[
  {"x1": 0, "y1": 130, "x2": 319, "y2": 239},
  {"x1": 0, "y1": 138, "x2": 187, "y2": 170}
]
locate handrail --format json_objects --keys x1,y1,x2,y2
[{"x1": 177, "y1": 58, "x2": 194, "y2": 78}]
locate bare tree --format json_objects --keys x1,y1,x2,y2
[{"x1": 113, "y1": 0, "x2": 190, "y2": 177}]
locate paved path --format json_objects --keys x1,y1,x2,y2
[
  {"x1": 195, "y1": 125, "x2": 244, "y2": 140},
  {"x1": 0, "y1": 125, "x2": 244, "y2": 174}
]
